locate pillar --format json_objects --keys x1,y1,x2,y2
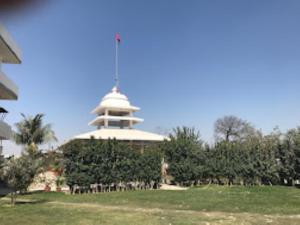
[{"x1": 104, "y1": 109, "x2": 108, "y2": 128}]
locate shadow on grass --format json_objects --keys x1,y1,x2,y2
[
  {"x1": 16, "y1": 191, "x2": 50, "y2": 205},
  {"x1": 0, "y1": 191, "x2": 50, "y2": 206},
  {"x1": 19, "y1": 190, "x2": 45, "y2": 196},
  {"x1": 15, "y1": 199, "x2": 48, "y2": 205},
  {"x1": 0, "y1": 199, "x2": 49, "y2": 207},
  {"x1": 0, "y1": 198, "x2": 49, "y2": 206}
]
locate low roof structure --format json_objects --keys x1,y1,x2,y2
[{"x1": 75, "y1": 128, "x2": 166, "y2": 142}]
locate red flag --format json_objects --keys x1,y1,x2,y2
[{"x1": 115, "y1": 33, "x2": 121, "y2": 43}]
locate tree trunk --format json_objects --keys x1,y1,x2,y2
[{"x1": 10, "y1": 192, "x2": 16, "y2": 206}]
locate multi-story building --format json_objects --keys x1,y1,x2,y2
[{"x1": 0, "y1": 24, "x2": 21, "y2": 154}]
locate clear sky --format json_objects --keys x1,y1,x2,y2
[{"x1": 2, "y1": 0, "x2": 300, "y2": 155}]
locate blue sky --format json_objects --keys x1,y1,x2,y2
[{"x1": 2, "y1": 0, "x2": 300, "y2": 155}]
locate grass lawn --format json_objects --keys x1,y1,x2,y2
[{"x1": 0, "y1": 185, "x2": 300, "y2": 225}]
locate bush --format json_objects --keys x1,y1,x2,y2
[
  {"x1": 1, "y1": 153, "x2": 41, "y2": 204},
  {"x1": 61, "y1": 139, "x2": 162, "y2": 194}
]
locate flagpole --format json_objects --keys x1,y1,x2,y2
[{"x1": 115, "y1": 37, "x2": 119, "y2": 89}]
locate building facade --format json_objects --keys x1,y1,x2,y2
[
  {"x1": 74, "y1": 86, "x2": 167, "y2": 147},
  {"x1": 0, "y1": 24, "x2": 22, "y2": 154}
]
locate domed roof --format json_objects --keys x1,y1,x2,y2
[
  {"x1": 100, "y1": 86, "x2": 130, "y2": 108},
  {"x1": 91, "y1": 86, "x2": 140, "y2": 114}
]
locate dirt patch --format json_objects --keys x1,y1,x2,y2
[
  {"x1": 160, "y1": 184, "x2": 188, "y2": 190},
  {"x1": 48, "y1": 201, "x2": 300, "y2": 225}
]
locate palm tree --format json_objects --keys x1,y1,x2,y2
[{"x1": 14, "y1": 114, "x2": 57, "y2": 154}]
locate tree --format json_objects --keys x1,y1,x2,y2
[
  {"x1": 41, "y1": 149, "x2": 64, "y2": 175},
  {"x1": 62, "y1": 138, "x2": 162, "y2": 194},
  {"x1": 1, "y1": 154, "x2": 41, "y2": 205},
  {"x1": 62, "y1": 139, "x2": 94, "y2": 193},
  {"x1": 14, "y1": 113, "x2": 57, "y2": 154},
  {"x1": 162, "y1": 127, "x2": 205, "y2": 186},
  {"x1": 258, "y1": 132, "x2": 280, "y2": 185},
  {"x1": 278, "y1": 127, "x2": 300, "y2": 185},
  {"x1": 214, "y1": 115, "x2": 255, "y2": 142},
  {"x1": 238, "y1": 133, "x2": 262, "y2": 185},
  {"x1": 137, "y1": 147, "x2": 162, "y2": 189},
  {"x1": 113, "y1": 142, "x2": 139, "y2": 187}
]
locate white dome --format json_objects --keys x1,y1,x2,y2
[
  {"x1": 91, "y1": 86, "x2": 140, "y2": 115},
  {"x1": 100, "y1": 86, "x2": 131, "y2": 108}
]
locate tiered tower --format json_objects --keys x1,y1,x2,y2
[
  {"x1": 89, "y1": 86, "x2": 143, "y2": 129},
  {"x1": 74, "y1": 33, "x2": 166, "y2": 142}
]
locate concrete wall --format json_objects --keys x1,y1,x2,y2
[{"x1": 0, "y1": 70, "x2": 18, "y2": 100}]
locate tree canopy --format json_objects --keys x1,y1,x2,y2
[
  {"x1": 14, "y1": 113, "x2": 57, "y2": 154},
  {"x1": 214, "y1": 115, "x2": 256, "y2": 142},
  {"x1": 1, "y1": 153, "x2": 41, "y2": 204}
]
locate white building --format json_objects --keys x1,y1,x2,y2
[
  {"x1": 75, "y1": 86, "x2": 167, "y2": 145},
  {"x1": 74, "y1": 33, "x2": 167, "y2": 146},
  {"x1": 0, "y1": 24, "x2": 21, "y2": 154}
]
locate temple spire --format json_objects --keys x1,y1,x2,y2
[{"x1": 89, "y1": 87, "x2": 143, "y2": 129}]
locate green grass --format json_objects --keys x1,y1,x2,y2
[{"x1": 1, "y1": 185, "x2": 300, "y2": 225}]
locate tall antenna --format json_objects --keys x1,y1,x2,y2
[{"x1": 115, "y1": 33, "x2": 121, "y2": 89}]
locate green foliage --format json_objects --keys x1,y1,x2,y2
[
  {"x1": 41, "y1": 150, "x2": 64, "y2": 175},
  {"x1": 14, "y1": 113, "x2": 57, "y2": 154},
  {"x1": 61, "y1": 139, "x2": 162, "y2": 193},
  {"x1": 55, "y1": 176, "x2": 64, "y2": 187},
  {"x1": 1, "y1": 153, "x2": 41, "y2": 204},
  {"x1": 278, "y1": 127, "x2": 300, "y2": 185},
  {"x1": 59, "y1": 118, "x2": 300, "y2": 189},
  {"x1": 208, "y1": 135, "x2": 279, "y2": 185},
  {"x1": 162, "y1": 127, "x2": 206, "y2": 185},
  {"x1": 162, "y1": 124, "x2": 289, "y2": 186},
  {"x1": 137, "y1": 147, "x2": 162, "y2": 186}
]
